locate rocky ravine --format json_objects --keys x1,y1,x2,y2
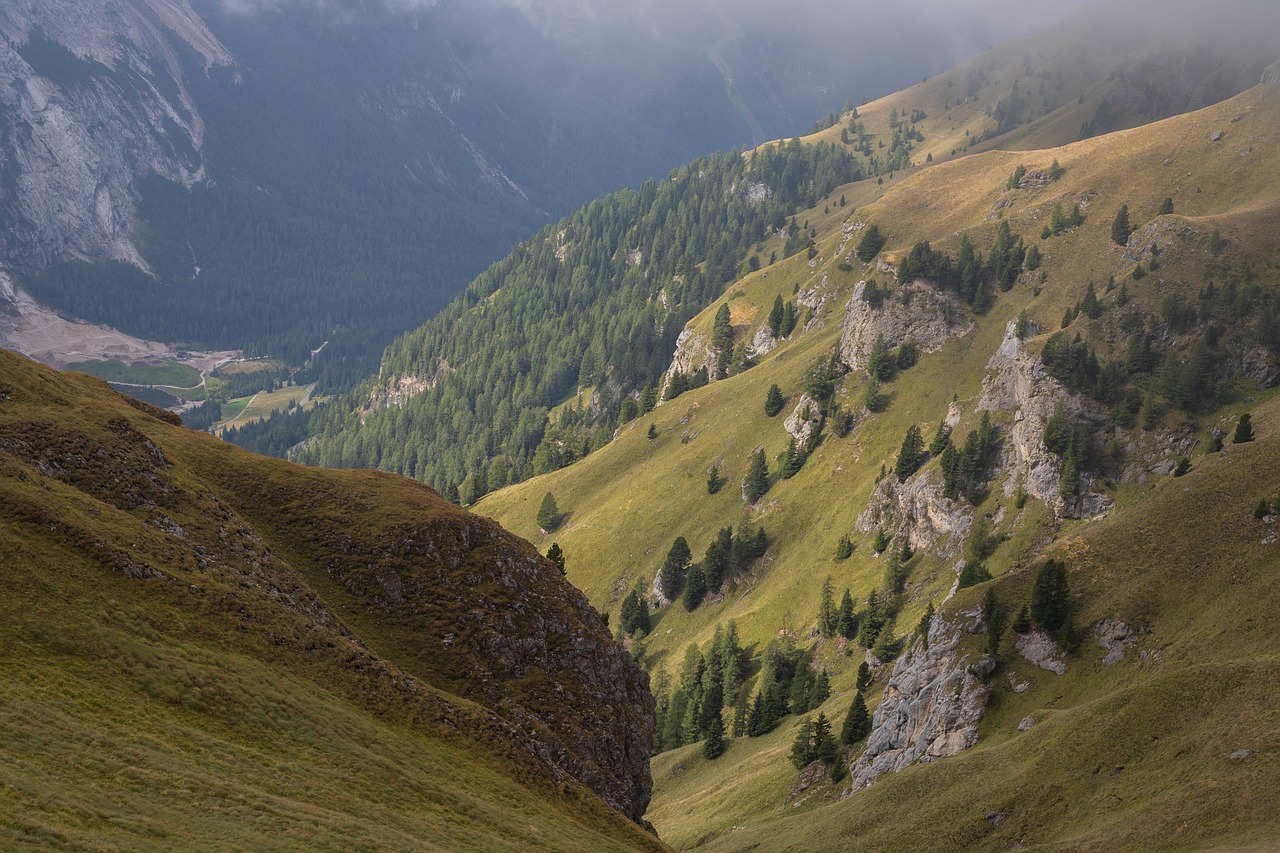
[
  {"x1": 0, "y1": 0, "x2": 231, "y2": 281},
  {"x1": 847, "y1": 613, "x2": 992, "y2": 792}
]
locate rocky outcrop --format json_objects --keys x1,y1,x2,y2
[
  {"x1": 0, "y1": 0, "x2": 232, "y2": 279},
  {"x1": 857, "y1": 469, "x2": 973, "y2": 557},
  {"x1": 1015, "y1": 629, "x2": 1067, "y2": 675},
  {"x1": 1096, "y1": 618, "x2": 1141, "y2": 666},
  {"x1": 743, "y1": 323, "x2": 778, "y2": 360},
  {"x1": 664, "y1": 327, "x2": 716, "y2": 387},
  {"x1": 1264, "y1": 62, "x2": 1280, "y2": 87},
  {"x1": 783, "y1": 394, "x2": 821, "y2": 446},
  {"x1": 847, "y1": 615, "x2": 992, "y2": 792},
  {"x1": 838, "y1": 279, "x2": 975, "y2": 373},
  {"x1": 979, "y1": 321, "x2": 1114, "y2": 519}
]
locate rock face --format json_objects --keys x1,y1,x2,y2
[
  {"x1": 783, "y1": 394, "x2": 821, "y2": 446},
  {"x1": 838, "y1": 279, "x2": 975, "y2": 373},
  {"x1": 848, "y1": 616, "x2": 992, "y2": 792},
  {"x1": 979, "y1": 321, "x2": 1114, "y2": 519},
  {"x1": 1095, "y1": 618, "x2": 1140, "y2": 666},
  {"x1": 664, "y1": 327, "x2": 716, "y2": 388},
  {"x1": 857, "y1": 469, "x2": 973, "y2": 556},
  {"x1": 0, "y1": 0, "x2": 231, "y2": 280}
]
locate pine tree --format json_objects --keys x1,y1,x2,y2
[
  {"x1": 982, "y1": 587, "x2": 1005, "y2": 658},
  {"x1": 928, "y1": 421, "x2": 952, "y2": 456},
  {"x1": 702, "y1": 711, "x2": 726, "y2": 759},
  {"x1": 917, "y1": 601, "x2": 935, "y2": 646},
  {"x1": 764, "y1": 383, "x2": 786, "y2": 417},
  {"x1": 683, "y1": 562, "x2": 707, "y2": 611},
  {"x1": 894, "y1": 424, "x2": 927, "y2": 482},
  {"x1": 818, "y1": 578, "x2": 839, "y2": 638},
  {"x1": 619, "y1": 588, "x2": 651, "y2": 635},
  {"x1": 1031, "y1": 559, "x2": 1070, "y2": 633},
  {"x1": 835, "y1": 535, "x2": 854, "y2": 561},
  {"x1": 546, "y1": 542, "x2": 566, "y2": 575},
  {"x1": 1111, "y1": 203, "x2": 1133, "y2": 245},
  {"x1": 856, "y1": 224, "x2": 886, "y2": 261},
  {"x1": 809, "y1": 671, "x2": 831, "y2": 709},
  {"x1": 659, "y1": 537, "x2": 692, "y2": 601},
  {"x1": 855, "y1": 661, "x2": 872, "y2": 692},
  {"x1": 781, "y1": 436, "x2": 805, "y2": 479},
  {"x1": 867, "y1": 333, "x2": 894, "y2": 381},
  {"x1": 838, "y1": 589, "x2": 858, "y2": 639},
  {"x1": 706, "y1": 464, "x2": 725, "y2": 495},
  {"x1": 1012, "y1": 603, "x2": 1031, "y2": 633},
  {"x1": 712, "y1": 303, "x2": 733, "y2": 351},
  {"x1": 537, "y1": 492, "x2": 561, "y2": 531},
  {"x1": 744, "y1": 449, "x2": 770, "y2": 503},
  {"x1": 811, "y1": 713, "x2": 838, "y2": 765},
  {"x1": 841, "y1": 692, "x2": 871, "y2": 744},
  {"x1": 872, "y1": 527, "x2": 890, "y2": 554},
  {"x1": 1233, "y1": 413, "x2": 1255, "y2": 443},
  {"x1": 790, "y1": 718, "x2": 814, "y2": 769},
  {"x1": 703, "y1": 526, "x2": 733, "y2": 590},
  {"x1": 1159, "y1": 197, "x2": 1174, "y2": 215},
  {"x1": 767, "y1": 296, "x2": 785, "y2": 338},
  {"x1": 647, "y1": 423, "x2": 658, "y2": 440}
]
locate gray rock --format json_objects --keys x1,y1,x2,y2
[
  {"x1": 846, "y1": 617, "x2": 992, "y2": 792},
  {"x1": 1017, "y1": 716, "x2": 1037, "y2": 732},
  {"x1": 1210, "y1": 130, "x2": 1225, "y2": 141},
  {"x1": 1096, "y1": 618, "x2": 1140, "y2": 666},
  {"x1": 1007, "y1": 670, "x2": 1031, "y2": 693},
  {"x1": 979, "y1": 321, "x2": 1114, "y2": 520},
  {"x1": 1229, "y1": 749, "x2": 1253, "y2": 761},
  {"x1": 783, "y1": 394, "x2": 821, "y2": 446},
  {"x1": 838, "y1": 279, "x2": 975, "y2": 374},
  {"x1": 856, "y1": 468, "x2": 973, "y2": 557},
  {"x1": 1015, "y1": 629, "x2": 1067, "y2": 675}
]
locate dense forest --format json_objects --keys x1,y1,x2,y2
[{"x1": 296, "y1": 139, "x2": 859, "y2": 495}]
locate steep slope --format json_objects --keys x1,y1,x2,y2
[
  {"x1": 476, "y1": 69, "x2": 1280, "y2": 848},
  {"x1": 0, "y1": 349, "x2": 663, "y2": 850}
]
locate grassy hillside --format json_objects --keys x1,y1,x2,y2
[
  {"x1": 477, "y1": 73, "x2": 1280, "y2": 848},
  {"x1": 0, "y1": 350, "x2": 666, "y2": 852}
]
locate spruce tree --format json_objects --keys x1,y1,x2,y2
[
  {"x1": 809, "y1": 671, "x2": 831, "y2": 709},
  {"x1": 768, "y1": 296, "x2": 785, "y2": 338},
  {"x1": 1111, "y1": 203, "x2": 1133, "y2": 245},
  {"x1": 1159, "y1": 197, "x2": 1174, "y2": 215},
  {"x1": 894, "y1": 424, "x2": 927, "y2": 482},
  {"x1": 744, "y1": 449, "x2": 770, "y2": 503},
  {"x1": 856, "y1": 224, "x2": 886, "y2": 262},
  {"x1": 982, "y1": 587, "x2": 1005, "y2": 658},
  {"x1": 764, "y1": 383, "x2": 786, "y2": 417},
  {"x1": 917, "y1": 601, "x2": 935, "y2": 646},
  {"x1": 867, "y1": 333, "x2": 894, "y2": 382},
  {"x1": 838, "y1": 590, "x2": 858, "y2": 639},
  {"x1": 812, "y1": 713, "x2": 838, "y2": 764},
  {"x1": 1030, "y1": 559, "x2": 1070, "y2": 633},
  {"x1": 546, "y1": 542, "x2": 566, "y2": 575},
  {"x1": 818, "y1": 578, "x2": 839, "y2": 637},
  {"x1": 712, "y1": 303, "x2": 733, "y2": 351},
  {"x1": 647, "y1": 423, "x2": 658, "y2": 440},
  {"x1": 841, "y1": 692, "x2": 871, "y2": 744},
  {"x1": 702, "y1": 711, "x2": 726, "y2": 759},
  {"x1": 928, "y1": 421, "x2": 952, "y2": 456},
  {"x1": 872, "y1": 527, "x2": 891, "y2": 554},
  {"x1": 1233, "y1": 413, "x2": 1255, "y2": 443},
  {"x1": 790, "y1": 718, "x2": 814, "y2": 769},
  {"x1": 659, "y1": 537, "x2": 692, "y2": 601},
  {"x1": 835, "y1": 535, "x2": 854, "y2": 561},
  {"x1": 855, "y1": 661, "x2": 872, "y2": 691},
  {"x1": 537, "y1": 492, "x2": 561, "y2": 531},
  {"x1": 706, "y1": 464, "x2": 725, "y2": 494},
  {"x1": 683, "y1": 562, "x2": 707, "y2": 611}
]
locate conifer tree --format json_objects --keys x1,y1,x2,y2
[
  {"x1": 764, "y1": 383, "x2": 786, "y2": 417},
  {"x1": 867, "y1": 333, "x2": 894, "y2": 381},
  {"x1": 928, "y1": 421, "x2": 952, "y2": 456},
  {"x1": 872, "y1": 527, "x2": 891, "y2": 554},
  {"x1": 818, "y1": 578, "x2": 839, "y2": 638},
  {"x1": 712, "y1": 303, "x2": 733, "y2": 351},
  {"x1": 982, "y1": 587, "x2": 1005, "y2": 657},
  {"x1": 1159, "y1": 197, "x2": 1174, "y2": 215},
  {"x1": 1031, "y1": 559, "x2": 1070, "y2": 633},
  {"x1": 546, "y1": 542, "x2": 566, "y2": 575},
  {"x1": 1233, "y1": 413, "x2": 1255, "y2": 444},
  {"x1": 706, "y1": 463, "x2": 725, "y2": 494},
  {"x1": 782, "y1": 436, "x2": 804, "y2": 479},
  {"x1": 812, "y1": 712, "x2": 838, "y2": 765},
  {"x1": 917, "y1": 601, "x2": 935, "y2": 646},
  {"x1": 835, "y1": 535, "x2": 854, "y2": 561},
  {"x1": 537, "y1": 492, "x2": 561, "y2": 531},
  {"x1": 779, "y1": 301, "x2": 798, "y2": 337},
  {"x1": 841, "y1": 692, "x2": 871, "y2": 744},
  {"x1": 744, "y1": 449, "x2": 770, "y2": 503},
  {"x1": 659, "y1": 537, "x2": 692, "y2": 601},
  {"x1": 838, "y1": 590, "x2": 858, "y2": 639},
  {"x1": 683, "y1": 562, "x2": 707, "y2": 611},
  {"x1": 1111, "y1": 203, "x2": 1133, "y2": 245},
  {"x1": 790, "y1": 718, "x2": 814, "y2": 769},
  {"x1": 894, "y1": 424, "x2": 927, "y2": 482},
  {"x1": 702, "y1": 711, "x2": 726, "y2": 759},
  {"x1": 647, "y1": 423, "x2": 658, "y2": 440},
  {"x1": 768, "y1": 296, "x2": 785, "y2": 338},
  {"x1": 856, "y1": 224, "x2": 886, "y2": 261},
  {"x1": 703, "y1": 526, "x2": 733, "y2": 590},
  {"x1": 619, "y1": 588, "x2": 651, "y2": 635},
  {"x1": 809, "y1": 671, "x2": 831, "y2": 709},
  {"x1": 855, "y1": 661, "x2": 872, "y2": 691}
]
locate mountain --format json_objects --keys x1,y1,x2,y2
[
  {"x1": 301, "y1": 7, "x2": 1277, "y2": 491},
  {"x1": 0, "y1": 0, "x2": 1026, "y2": 390},
  {"x1": 472, "y1": 64, "x2": 1280, "y2": 849},
  {"x1": 0, "y1": 348, "x2": 663, "y2": 850}
]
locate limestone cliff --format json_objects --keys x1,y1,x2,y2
[
  {"x1": 0, "y1": 0, "x2": 231, "y2": 279},
  {"x1": 847, "y1": 614, "x2": 992, "y2": 792},
  {"x1": 838, "y1": 279, "x2": 975, "y2": 373}
]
